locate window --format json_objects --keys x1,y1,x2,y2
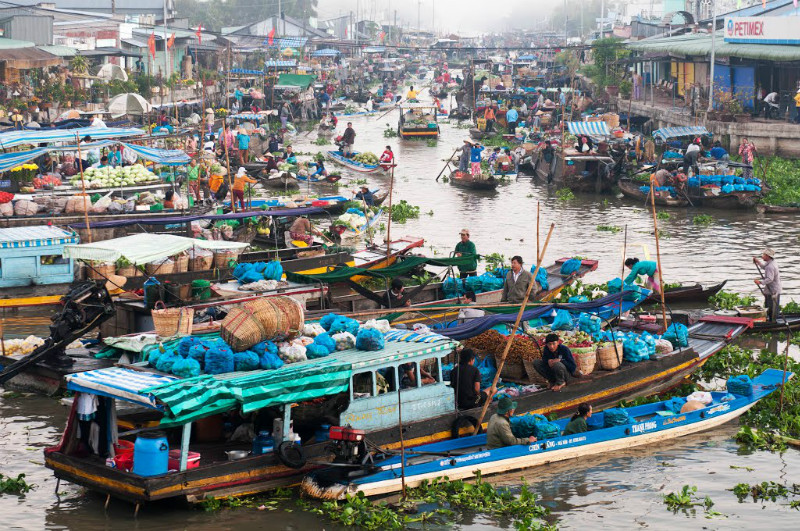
[
  {"x1": 376, "y1": 366, "x2": 396, "y2": 394},
  {"x1": 40, "y1": 255, "x2": 69, "y2": 266},
  {"x1": 399, "y1": 362, "x2": 419, "y2": 390},
  {"x1": 352, "y1": 372, "x2": 374, "y2": 399},
  {"x1": 420, "y1": 358, "x2": 440, "y2": 385}
]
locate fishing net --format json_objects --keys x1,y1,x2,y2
[{"x1": 727, "y1": 375, "x2": 754, "y2": 396}]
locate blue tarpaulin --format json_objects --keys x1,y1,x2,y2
[
  {"x1": 120, "y1": 142, "x2": 190, "y2": 166},
  {"x1": 566, "y1": 121, "x2": 610, "y2": 137},
  {"x1": 0, "y1": 127, "x2": 144, "y2": 149},
  {"x1": 264, "y1": 37, "x2": 307, "y2": 48},
  {"x1": 311, "y1": 48, "x2": 340, "y2": 57},
  {"x1": 652, "y1": 126, "x2": 710, "y2": 142}
]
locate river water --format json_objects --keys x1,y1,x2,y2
[{"x1": 2, "y1": 103, "x2": 799, "y2": 529}]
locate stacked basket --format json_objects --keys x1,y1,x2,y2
[
  {"x1": 597, "y1": 341, "x2": 624, "y2": 370},
  {"x1": 220, "y1": 296, "x2": 304, "y2": 351},
  {"x1": 571, "y1": 346, "x2": 597, "y2": 375},
  {"x1": 87, "y1": 262, "x2": 115, "y2": 280}
]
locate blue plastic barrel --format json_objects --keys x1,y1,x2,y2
[
  {"x1": 132, "y1": 431, "x2": 169, "y2": 476},
  {"x1": 252, "y1": 431, "x2": 274, "y2": 455},
  {"x1": 315, "y1": 424, "x2": 331, "y2": 442}
]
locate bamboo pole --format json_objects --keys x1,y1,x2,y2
[
  {"x1": 385, "y1": 162, "x2": 396, "y2": 260},
  {"x1": 472, "y1": 223, "x2": 555, "y2": 435},
  {"x1": 648, "y1": 179, "x2": 667, "y2": 332},
  {"x1": 618, "y1": 224, "x2": 627, "y2": 322},
  {"x1": 75, "y1": 134, "x2": 92, "y2": 243},
  {"x1": 221, "y1": 119, "x2": 236, "y2": 213},
  {"x1": 536, "y1": 201, "x2": 540, "y2": 259}
]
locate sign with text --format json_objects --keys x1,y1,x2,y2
[{"x1": 724, "y1": 16, "x2": 800, "y2": 45}]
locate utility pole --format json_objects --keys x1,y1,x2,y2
[
  {"x1": 394, "y1": 10, "x2": 397, "y2": 44},
  {"x1": 600, "y1": 0, "x2": 605, "y2": 39},
  {"x1": 417, "y1": 0, "x2": 421, "y2": 34},
  {"x1": 163, "y1": 0, "x2": 169, "y2": 76},
  {"x1": 564, "y1": 0, "x2": 568, "y2": 46},
  {"x1": 708, "y1": 0, "x2": 717, "y2": 112}
]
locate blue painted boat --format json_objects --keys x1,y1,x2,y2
[
  {"x1": 301, "y1": 369, "x2": 790, "y2": 499},
  {"x1": 326, "y1": 151, "x2": 382, "y2": 173}
]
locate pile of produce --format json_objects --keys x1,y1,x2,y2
[
  {"x1": 32, "y1": 175, "x2": 62, "y2": 189},
  {"x1": 69, "y1": 165, "x2": 160, "y2": 189},
  {"x1": 0, "y1": 192, "x2": 14, "y2": 203},
  {"x1": 334, "y1": 208, "x2": 368, "y2": 229},
  {"x1": 352, "y1": 152, "x2": 379, "y2": 165},
  {"x1": 278, "y1": 163, "x2": 298, "y2": 172},
  {"x1": 461, "y1": 329, "x2": 543, "y2": 363}
]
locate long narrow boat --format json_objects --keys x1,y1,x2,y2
[
  {"x1": 42, "y1": 312, "x2": 750, "y2": 506},
  {"x1": 326, "y1": 151, "x2": 382, "y2": 173},
  {"x1": 645, "y1": 280, "x2": 727, "y2": 304},
  {"x1": 618, "y1": 179, "x2": 689, "y2": 207},
  {"x1": 302, "y1": 369, "x2": 789, "y2": 499},
  {"x1": 448, "y1": 171, "x2": 499, "y2": 190},
  {"x1": 749, "y1": 313, "x2": 800, "y2": 333}
]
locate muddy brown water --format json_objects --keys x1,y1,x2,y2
[{"x1": 2, "y1": 101, "x2": 799, "y2": 529}]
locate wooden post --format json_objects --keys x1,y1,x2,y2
[
  {"x1": 648, "y1": 179, "x2": 667, "y2": 332},
  {"x1": 179, "y1": 422, "x2": 192, "y2": 471},
  {"x1": 75, "y1": 134, "x2": 92, "y2": 243},
  {"x1": 221, "y1": 119, "x2": 236, "y2": 212},
  {"x1": 619, "y1": 224, "x2": 627, "y2": 322},
  {"x1": 472, "y1": 223, "x2": 555, "y2": 435},
  {"x1": 536, "y1": 201, "x2": 540, "y2": 260},
  {"x1": 385, "y1": 162, "x2": 396, "y2": 259}
]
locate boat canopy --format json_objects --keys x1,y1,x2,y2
[
  {"x1": 400, "y1": 102, "x2": 439, "y2": 109},
  {"x1": 119, "y1": 142, "x2": 190, "y2": 166},
  {"x1": 66, "y1": 206, "x2": 326, "y2": 230},
  {"x1": 65, "y1": 366, "x2": 177, "y2": 409},
  {"x1": 143, "y1": 337, "x2": 455, "y2": 426},
  {"x1": 652, "y1": 126, "x2": 710, "y2": 142},
  {"x1": 0, "y1": 126, "x2": 144, "y2": 149},
  {"x1": 62, "y1": 233, "x2": 249, "y2": 265},
  {"x1": 311, "y1": 48, "x2": 340, "y2": 57},
  {"x1": 0, "y1": 225, "x2": 79, "y2": 248},
  {"x1": 286, "y1": 255, "x2": 475, "y2": 284},
  {"x1": 566, "y1": 121, "x2": 610, "y2": 137}
]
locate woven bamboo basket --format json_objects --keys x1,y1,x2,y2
[
  {"x1": 146, "y1": 260, "x2": 174, "y2": 276},
  {"x1": 214, "y1": 250, "x2": 240, "y2": 268},
  {"x1": 220, "y1": 307, "x2": 266, "y2": 352},
  {"x1": 572, "y1": 346, "x2": 597, "y2": 375},
  {"x1": 151, "y1": 302, "x2": 194, "y2": 338},
  {"x1": 597, "y1": 341, "x2": 624, "y2": 370},
  {"x1": 189, "y1": 254, "x2": 213, "y2": 271},
  {"x1": 173, "y1": 254, "x2": 189, "y2": 273},
  {"x1": 116, "y1": 265, "x2": 141, "y2": 278},
  {"x1": 88, "y1": 262, "x2": 115, "y2": 280}
]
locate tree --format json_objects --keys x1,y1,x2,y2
[{"x1": 175, "y1": 0, "x2": 318, "y2": 32}]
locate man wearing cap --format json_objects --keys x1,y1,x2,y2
[
  {"x1": 354, "y1": 186, "x2": 375, "y2": 207},
  {"x1": 458, "y1": 140, "x2": 472, "y2": 173},
  {"x1": 754, "y1": 247, "x2": 782, "y2": 322},
  {"x1": 454, "y1": 229, "x2": 478, "y2": 278},
  {"x1": 487, "y1": 396, "x2": 537, "y2": 449},
  {"x1": 533, "y1": 333, "x2": 579, "y2": 392}
]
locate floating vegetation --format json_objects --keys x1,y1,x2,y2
[
  {"x1": 708, "y1": 290, "x2": 756, "y2": 310},
  {"x1": 663, "y1": 485, "x2": 719, "y2": 517},
  {"x1": 483, "y1": 252, "x2": 508, "y2": 271},
  {"x1": 390, "y1": 200, "x2": 421, "y2": 223},
  {"x1": 556, "y1": 188, "x2": 575, "y2": 201},
  {"x1": 692, "y1": 214, "x2": 713, "y2": 225},
  {"x1": 732, "y1": 481, "x2": 799, "y2": 503},
  {"x1": 0, "y1": 473, "x2": 33, "y2": 495},
  {"x1": 596, "y1": 224, "x2": 622, "y2": 233},
  {"x1": 657, "y1": 211, "x2": 671, "y2": 220},
  {"x1": 426, "y1": 138, "x2": 438, "y2": 147},
  {"x1": 313, "y1": 136, "x2": 329, "y2": 145},
  {"x1": 383, "y1": 124, "x2": 398, "y2": 138}
]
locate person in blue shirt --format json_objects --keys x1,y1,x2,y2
[
  {"x1": 354, "y1": 185, "x2": 374, "y2": 206},
  {"x1": 533, "y1": 333, "x2": 579, "y2": 391},
  {"x1": 624, "y1": 257, "x2": 660, "y2": 293},
  {"x1": 237, "y1": 129, "x2": 250, "y2": 165},
  {"x1": 709, "y1": 141, "x2": 728, "y2": 161},
  {"x1": 234, "y1": 87, "x2": 243, "y2": 107},
  {"x1": 469, "y1": 143, "x2": 484, "y2": 176},
  {"x1": 558, "y1": 88, "x2": 566, "y2": 106},
  {"x1": 505, "y1": 106, "x2": 519, "y2": 134}
]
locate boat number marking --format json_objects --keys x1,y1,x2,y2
[
  {"x1": 707, "y1": 404, "x2": 730, "y2": 415},
  {"x1": 539, "y1": 436, "x2": 587, "y2": 451},
  {"x1": 630, "y1": 421, "x2": 658, "y2": 434},
  {"x1": 438, "y1": 451, "x2": 490, "y2": 467},
  {"x1": 662, "y1": 415, "x2": 687, "y2": 426}
]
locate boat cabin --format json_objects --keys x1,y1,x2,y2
[
  {"x1": 0, "y1": 226, "x2": 78, "y2": 289},
  {"x1": 398, "y1": 103, "x2": 440, "y2": 138}
]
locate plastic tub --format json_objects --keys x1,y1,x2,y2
[
  {"x1": 168, "y1": 449, "x2": 201, "y2": 471},
  {"x1": 114, "y1": 440, "x2": 135, "y2": 456}
]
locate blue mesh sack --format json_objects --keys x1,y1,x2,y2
[
  {"x1": 155, "y1": 352, "x2": 180, "y2": 373},
  {"x1": 147, "y1": 347, "x2": 164, "y2": 368},
  {"x1": 263, "y1": 260, "x2": 284, "y2": 281},
  {"x1": 533, "y1": 266, "x2": 549, "y2": 290},
  {"x1": 578, "y1": 312, "x2": 602, "y2": 335},
  {"x1": 258, "y1": 349, "x2": 284, "y2": 370},
  {"x1": 560, "y1": 258, "x2": 581, "y2": 276},
  {"x1": 178, "y1": 336, "x2": 200, "y2": 358},
  {"x1": 319, "y1": 313, "x2": 341, "y2": 331},
  {"x1": 187, "y1": 344, "x2": 207, "y2": 367},
  {"x1": 476, "y1": 356, "x2": 497, "y2": 389},
  {"x1": 356, "y1": 328, "x2": 385, "y2": 351},
  {"x1": 607, "y1": 278, "x2": 623, "y2": 293},
  {"x1": 510, "y1": 414, "x2": 560, "y2": 439},
  {"x1": 727, "y1": 375, "x2": 754, "y2": 396},
  {"x1": 329, "y1": 316, "x2": 360, "y2": 335},
  {"x1": 464, "y1": 275, "x2": 484, "y2": 293},
  {"x1": 314, "y1": 333, "x2": 336, "y2": 353},
  {"x1": 623, "y1": 336, "x2": 650, "y2": 362},
  {"x1": 251, "y1": 340, "x2": 278, "y2": 356},
  {"x1": 233, "y1": 263, "x2": 250, "y2": 279},
  {"x1": 551, "y1": 309, "x2": 574, "y2": 331},
  {"x1": 603, "y1": 408, "x2": 630, "y2": 427},
  {"x1": 443, "y1": 277, "x2": 464, "y2": 299},
  {"x1": 234, "y1": 350, "x2": 260, "y2": 371},
  {"x1": 665, "y1": 396, "x2": 686, "y2": 414},
  {"x1": 306, "y1": 343, "x2": 332, "y2": 359},
  {"x1": 171, "y1": 357, "x2": 201, "y2": 378},
  {"x1": 661, "y1": 323, "x2": 688, "y2": 348},
  {"x1": 205, "y1": 346, "x2": 234, "y2": 375}
]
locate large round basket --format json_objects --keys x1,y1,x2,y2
[
  {"x1": 151, "y1": 302, "x2": 194, "y2": 338},
  {"x1": 572, "y1": 346, "x2": 596, "y2": 375},
  {"x1": 173, "y1": 253, "x2": 189, "y2": 273},
  {"x1": 146, "y1": 260, "x2": 174, "y2": 276},
  {"x1": 597, "y1": 341, "x2": 624, "y2": 370},
  {"x1": 214, "y1": 250, "x2": 240, "y2": 268},
  {"x1": 189, "y1": 255, "x2": 213, "y2": 271},
  {"x1": 88, "y1": 262, "x2": 115, "y2": 280},
  {"x1": 116, "y1": 265, "x2": 141, "y2": 278},
  {"x1": 220, "y1": 307, "x2": 265, "y2": 352}
]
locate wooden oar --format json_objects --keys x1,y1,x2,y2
[
  {"x1": 436, "y1": 149, "x2": 459, "y2": 181},
  {"x1": 472, "y1": 223, "x2": 555, "y2": 436},
  {"x1": 374, "y1": 99, "x2": 404, "y2": 121}
]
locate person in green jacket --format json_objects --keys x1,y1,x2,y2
[
  {"x1": 624, "y1": 257, "x2": 661, "y2": 293},
  {"x1": 454, "y1": 228, "x2": 478, "y2": 279},
  {"x1": 486, "y1": 396, "x2": 537, "y2": 449},
  {"x1": 562, "y1": 403, "x2": 592, "y2": 435}
]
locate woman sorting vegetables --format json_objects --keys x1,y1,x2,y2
[{"x1": 624, "y1": 257, "x2": 660, "y2": 293}]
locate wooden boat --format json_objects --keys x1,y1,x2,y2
[
  {"x1": 41, "y1": 311, "x2": 750, "y2": 506},
  {"x1": 258, "y1": 171, "x2": 299, "y2": 190},
  {"x1": 326, "y1": 151, "x2": 382, "y2": 173},
  {"x1": 398, "y1": 103, "x2": 440, "y2": 139},
  {"x1": 448, "y1": 170, "x2": 499, "y2": 190},
  {"x1": 468, "y1": 128, "x2": 492, "y2": 140},
  {"x1": 749, "y1": 313, "x2": 800, "y2": 333},
  {"x1": 757, "y1": 204, "x2": 800, "y2": 214},
  {"x1": 646, "y1": 280, "x2": 727, "y2": 303},
  {"x1": 618, "y1": 179, "x2": 689, "y2": 207},
  {"x1": 302, "y1": 369, "x2": 788, "y2": 499}
]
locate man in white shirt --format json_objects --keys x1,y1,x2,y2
[{"x1": 457, "y1": 290, "x2": 486, "y2": 324}]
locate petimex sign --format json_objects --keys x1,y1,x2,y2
[{"x1": 724, "y1": 16, "x2": 800, "y2": 45}]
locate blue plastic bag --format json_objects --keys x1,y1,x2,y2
[
  {"x1": 560, "y1": 258, "x2": 581, "y2": 276},
  {"x1": 314, "y1": 333, "x2": 336, "y2": 353},
  {"x1": 319, "y1": 313, "x2": 341, "y2": 331},
  {"x1": 205, "y1": 346, "x2": 234, "y2": 375},
  {"x1": 155, "y1": 352, "x2": 180, "y2": 373},
  {"x1": 356, "y1": 328, "x2": 385, "y2": 351},
  {"x1": 329, "y1": 316, "x2": 360, "y2": 335},
  {"x1": 603, "y1": 408, "x2": 630, "y2": 427},
  {"x1": 258, "y1": 350, "x2": 284, "y2": 370},
  {"x1": 263, "y1": 260, "x2": 284, "y2": 281},
  {"x1": 551, "y1": 309, "x2": 574, "y2": 331},
  {"x1": 306, "y1": 343, "x2": 332, "y2": 358},
  {"x1": 532, "y1": 265, "x2": 549, "y2": 290}
]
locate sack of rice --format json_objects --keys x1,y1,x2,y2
[
  {"x1": 65, "y1": 195, "x2": 90, "y2": 214},
  {"x1": 14, "y1": 199, "x2": 39, "y2": 216}
]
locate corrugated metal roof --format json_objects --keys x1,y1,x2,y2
[
  {"x1": 0, "y1": 37, "x2": 35, "y2": 49},
  {"x1": 38, "y1": 44, "x2": 78, "y2": 57},
  {"x1": 628, "y1": 31, "x2": 800, "y2": 61}
]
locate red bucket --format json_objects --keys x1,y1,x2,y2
[
  {"x1": 113, "y1": 453, "x2": 133, "y2": 472},
  {"x1": 114, "y1": 440, "x2": 134, "y2": 456}
]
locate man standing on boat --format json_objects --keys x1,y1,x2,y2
[
  {"x1": 487, "y1": 396, "x2": 537, "y2": 449},
  {"x1": 533, "y1": 333, "x2": 580, "y2": 392},
  {"x1": 459, "y1": 140, "x2": 472, "y2": 173},
  {"x1": 341, "y1": 122, "x2": 356, "y2": 157},
  {"x1": 501, "y1": 256, "x2": 533, "y2": 304},
  {"x1": 454, "y1": 229, "x2": 478, "y2": 278},
  {"x1": 450, "y1": 348, "x2": 494, "y2": 409},
  {"x1": 754, "y1": 247, "x2": 781, "y2": 322},
  {"x1": 505, "y1": 106, "x2": 518, "y2": 134}
]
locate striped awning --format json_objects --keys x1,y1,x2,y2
[
  {"x1": 230, "y1": 68, "x2": 264, "y2": 75},
  {"x1": 566, "y1": 121, "x2": 610, "y2": 137},
  {"x1": 653, "y1": 126, "x2": 710, "y2": 142},
  {"x1": 264, "y1": 37, "x2": 307, "y2": 48},
  {"x1": 311, "y1": 48, "x2": 340, "y2": 57},
  {"x1": 0, "y1": 226, "x2": 78, "y2": 248},
  {"x1": 0, "y1": 127, "x2": 144, "y2": 149},
  {"x1": 65, "y1": 367, "x2": 177, "y2": 409},
  {"x1": 120, "y1": 142, "x2": 190, "y2": 166},
  {"x1": 0, "y1": 140, "x2": 114, "y2": 172}
]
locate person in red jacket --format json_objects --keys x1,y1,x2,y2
[{"x1": 379, "y1": 145, "x2": 394, "y2": 170}]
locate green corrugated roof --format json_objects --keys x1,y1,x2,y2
[
  {"x1": 38, "y1": 45, "x2": 78, "y2": 58},
  {"x1": 277, "y1": 73, "x2": 316, "y2": 88},
  {"x1": 0, "y1": 37, "x2": 36, "y2": 50},
  {"x1": 628, "y1": 31, "x2": 800, "y2": 61}
]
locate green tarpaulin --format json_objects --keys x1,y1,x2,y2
[
  {"x1": 285, "y1": 255, "x2": 477, "y2": 284},
  {"x1": 144, "y1": 358, "x2": 351, "y2": 426},
  {"x1": 276, "y1": 73, "x2": 316, "y2": 89}
]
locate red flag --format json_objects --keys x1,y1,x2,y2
[
  {"x1": 378, "y1": 31, "x2": 386, "y2": 42},
  {"x1": 167, "y1": 33, "x2": 175, "y2": 50},
  {"x1": 148, "y1": 32, "x2": 156, "y2": 59},
  {"x1": 195, "y1": 25, "x2": 202, "y2": 44},
  {"x1": 267, "y1": 27, "x2": 275, "y2": 46}
]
